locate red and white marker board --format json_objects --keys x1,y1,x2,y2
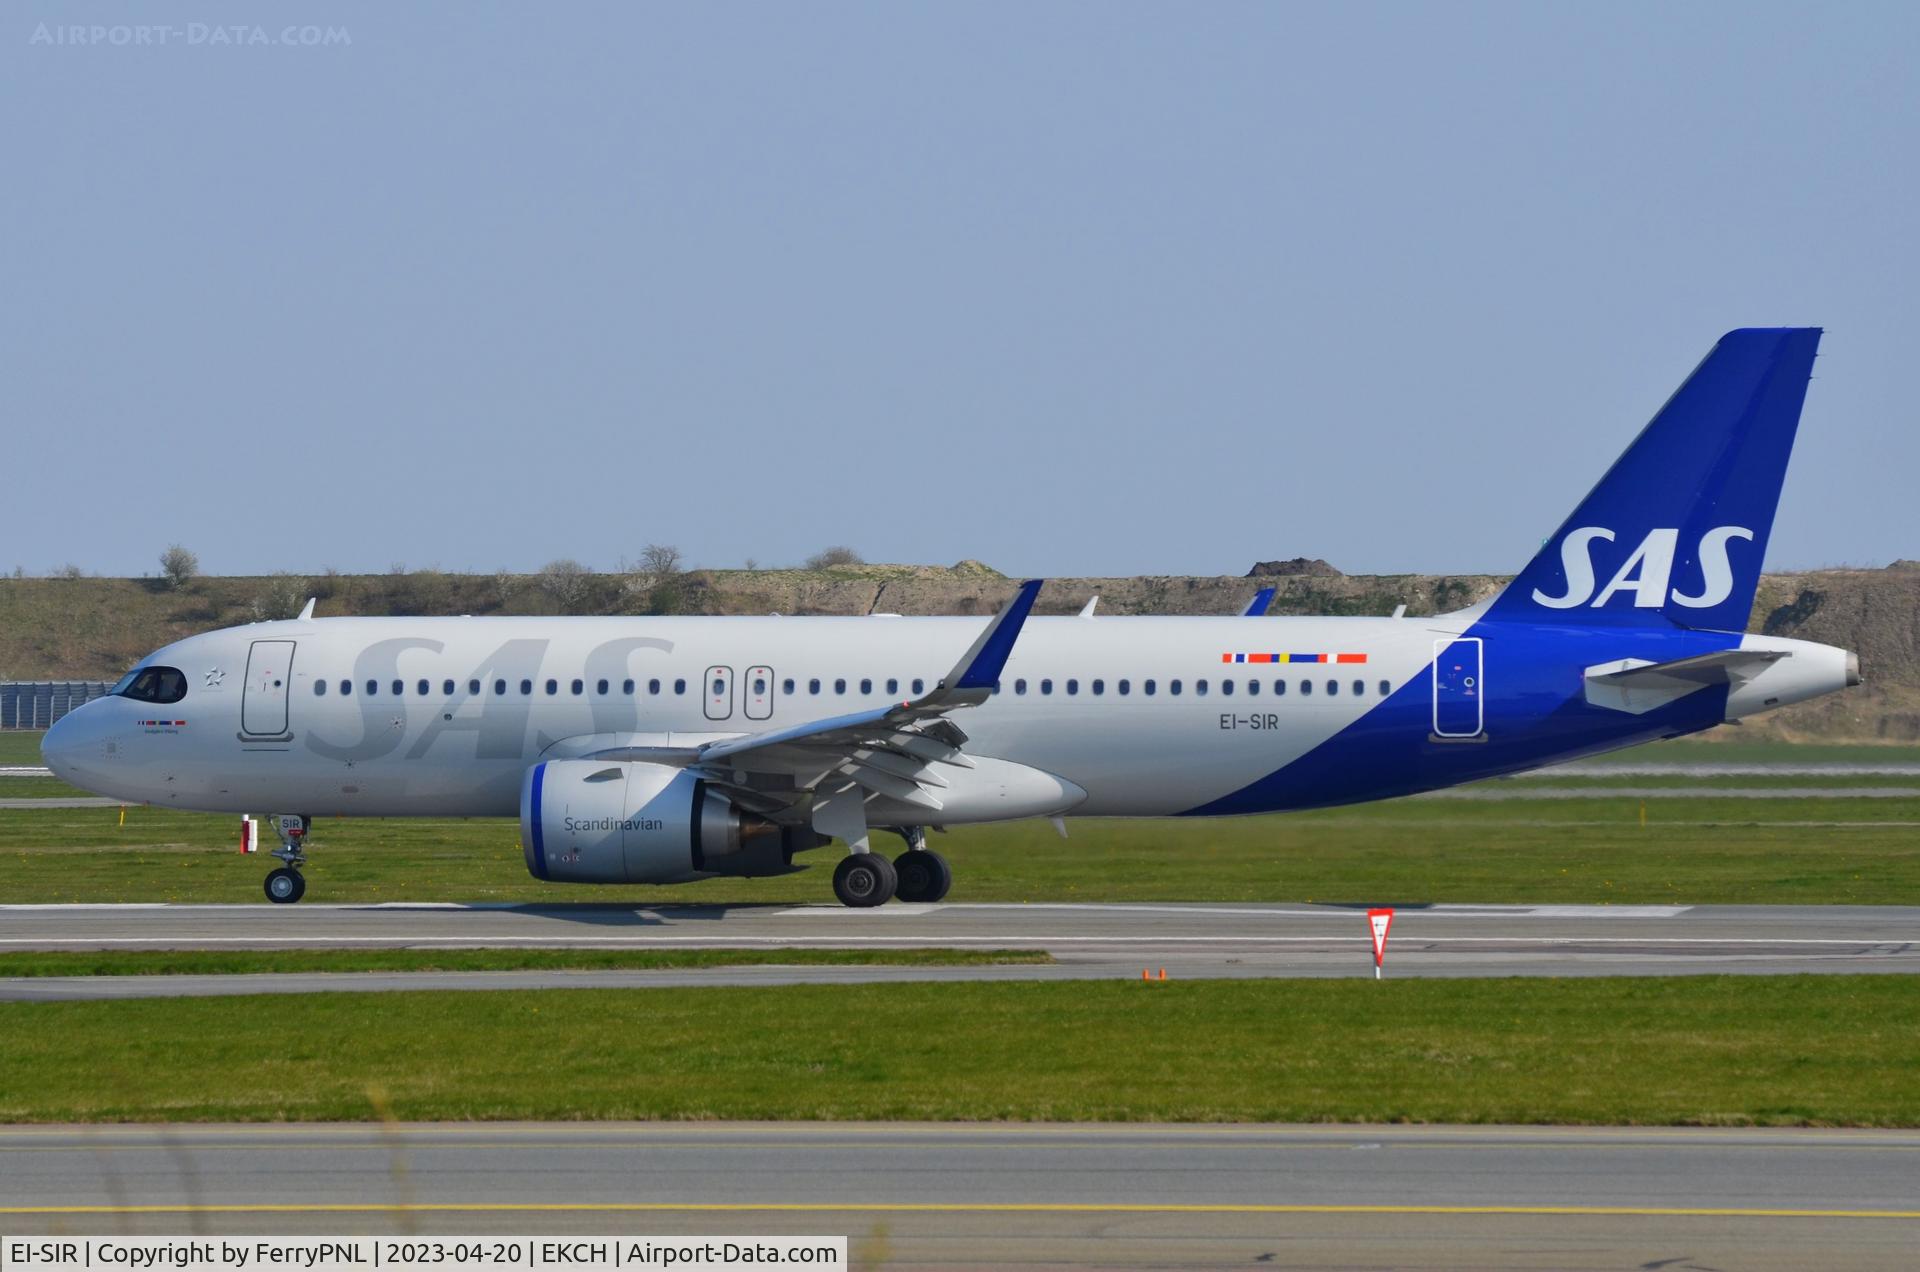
[
  {"x1": 239, "y1": 816, "x2": 258, "y2": 855},
  {"x1": 1367, "y1": 907, "x2": 1394, "y2": 979}
]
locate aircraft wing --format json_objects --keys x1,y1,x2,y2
[
  {"x1": 685, "y1": 580, "x2": 1043, "y2": 817},
  {"x1": 1584, "y1": 648, "x2": 1790, "y2": 714}
]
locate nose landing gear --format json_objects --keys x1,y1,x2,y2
[{"x1": 262, "y1": 814, "x2": 311, "y2": 904}]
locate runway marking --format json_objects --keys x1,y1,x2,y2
[
  {"x1": 0, "y1": 1202, "x2": 1915, "y2": 1220},
  {"x1": 1420, "y1": 786, "x2": 1920, "y2": 800},
  {"x1": 0, "y1": 935, "x2": 1901, "y2": 947}
]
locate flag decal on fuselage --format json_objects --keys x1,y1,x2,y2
[{"x1": 1221, "y1": 652, "x2": 1368, "y2": 665}]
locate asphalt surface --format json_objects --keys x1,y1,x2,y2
[
  {"x1": 0, "y1": 1122, "x2": 1912, "y2": 1268},
  {"x1": 0, "y1": 901, "x2": 1914, "y2": 998}
]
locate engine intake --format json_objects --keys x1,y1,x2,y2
[{"x1": 521, "y1": 760, "x2": 821, "y2": 883}]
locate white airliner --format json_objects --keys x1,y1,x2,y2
[{"x1": 43, "y1": 329, "x2": 1859, "y2": 906}]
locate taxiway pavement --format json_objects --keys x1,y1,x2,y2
[
  {"x1": 0, "y1": 901, "x2": 1913, "y2": 998},
  {"x1": 0, "y1": 1122, "x2": 1912, "y2": 1268}
]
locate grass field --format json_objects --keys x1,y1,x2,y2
[
  {"x1": 5, "y1": 732, "x2": 1920, "y2": 905},
  {"x1": 0, "y1": 731, "x2": 45, "y2": 765},
  {"x1": 1, "y1": 793, "x2": 1916, "y2": 906},
  {"x1": 0, "y1": 976, "x2": 1912, "y2": 1125}
]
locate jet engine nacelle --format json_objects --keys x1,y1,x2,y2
[{"x1": 521, "y1": 759, "x2": 819, "y2": 884}]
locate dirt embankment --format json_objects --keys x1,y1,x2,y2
[{"x1": 3, "y1": 563, "x2": 1914, "y2": 741}]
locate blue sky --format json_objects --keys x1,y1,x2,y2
[{"x1": 4, "y1": 2, "x2": 1915, "y2": 579}]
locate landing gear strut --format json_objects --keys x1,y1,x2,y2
[{"x1": 263, "y1": 814, "x2": 311, "y2": 904}]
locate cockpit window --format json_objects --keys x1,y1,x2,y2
[{"x1": 115, "y1": 666, "x2": 188, "y2": 705}]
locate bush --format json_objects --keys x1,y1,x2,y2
[
  {"x1": 248, "y1": 573, "x2": 309, "y2": 622},
  {"x1": 804, "y1": 546, "x2": 864, "y2": 570}
]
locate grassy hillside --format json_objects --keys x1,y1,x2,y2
[{"x1": 4, "y1": 563, "x2": 1919, "y2": 740}]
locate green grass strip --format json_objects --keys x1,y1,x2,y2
[
  {"x1": 0, "y1": 947, "x2": 1050, "y2": 978},
  {"x1": 0, "y1": 976, "x2": 1914, "y2": 1126}
]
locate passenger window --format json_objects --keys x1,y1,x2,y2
[
  {"x1": 366, "y1": 680, "x2": 378, "y2": 696},
  {"x1": 753, "y1": 677, "x2": 767, "y2": 694},
  {"x1": 1144, "y1": 679, "x2": 1156, "y2": 696},
  {"x1": 1066, "y1": 679, "x2": 1079, "y2": 695},
  {"x1": 596, "y1": 679, "x2": 609, "y2": 695},
  {"x1": 1118, "y1": 678, "x2": 1130, "y2": 695},
  {"x1": 1092, "y1": 679, "x2": 1104, "y2": 695},
  {"x1": 834, "y1": 678, "x2": 846, "y2": 695},
  {"x1": 1379, "y1": 679, "x2": 1391, "y2": 696},
  {"x1": 711, "y1": 677, "x2": 724, "y2": 696},
  {"x1": 545, "y1": 679, "x2": 557, "y2": 695},
  {"x1": 570, "y1": 679, "x2": 583, "y2": 696},
  {"x1": 649, "y1": 678, "x2": 661, "y2": 695},
  {"x1": 341, "y1": 679, "x2": 352, "y2": 696},
  {"x1": 494, "y1": 679, "x2": 506, "y2": 695},
  {"x1": 441, "y1": 679, "x2": 454, "y2": 696},
  {"x1": 1015, "y1": 679, "x2": 1028, "y2": 695},
  {"x1": 912, "y1": 678, "x2": 925, "y2": 694},
  {"x1": 674, "y1": 678, "x2": 687, "y2": 695},
  {"x1": 1220, "y1": 679, "x2": 1232, "y2": 696},
  {"x1": 314, "y1": 681, "x2": 326, "y2": 696},
  {"x1": 809, "y1": 678, "x2": 821, "y2": 695},
  {"x1": 1170, "y1": 679, "x2": 1183, "y2": 696},
  {"x1": 1040, "y1": 679, "x2": 1051, "y2": 695},
  {"x1": 1327, "y1": 679, "x2": 1338, "y2": 695},
  {"x1": 392, "y1": 679, "x2": 404, "y2": 696},
  {"x1": 1247, "y1": 679, "x2": 1259, "y2": 696},
  {"x1": 624, "y1": 679, "x2": 635, "y2": 694},
  {"x1": 860, "y1": 678, "x2": 872, "y2": 694},
  {"x1": 1353, "y1": 679, "x2": 1365, "y2": 696},
  {"x1": 468, "y1": 679, "x2": 480, "y2": 694},
  {"x1": 520, "y1": 679, "x2": 533, "y2": 695},
  {"x1": 1300, "y1": 679, "x2": 1312, "y2": 695},
  {"x1": 1274, "y1": 679, "x2": 1286, "y2": 696},
  {"x1": 886, "y1": 678, "x2": 898, "y2": 695}
]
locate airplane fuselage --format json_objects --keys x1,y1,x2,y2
[{"x1": 44, "y1": 609, "x2": 1852, "y2": 821}]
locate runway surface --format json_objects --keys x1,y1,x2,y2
[
  {"x1": 0, "y1": 1122, "x2": 1913, "y2": 1268},
  {"x1": 0, "y1": 901, "x2": 1914, "y2": 997}
]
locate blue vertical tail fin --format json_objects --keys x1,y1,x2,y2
[{"x1": 1484, "y1": 327, "x2": 1821, "y2": 632}]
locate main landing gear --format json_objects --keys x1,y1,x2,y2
[
  {"x1": 262, "y1": 814, "x2": 311, "y2": 904},
  {"x1": 828, "y1": 826, "x2": 952, "y2": 907}
]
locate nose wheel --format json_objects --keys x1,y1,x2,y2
[
  {"x1": 264, "y1": 867, "x2": 306, "y2": 904},
  {"x1": 261, "y1": 813, "x2": 311, "y2": 905}
]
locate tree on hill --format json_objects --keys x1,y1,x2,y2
[
  {"x1": 639, "y1": 543, "x2": 683, "y2": 577},
  {"x1": 537, "y1": 558, "x2": 592, "y2": 613},
  {"x1": 159, "y1": 544, "x2": 198, "y2": 589}
]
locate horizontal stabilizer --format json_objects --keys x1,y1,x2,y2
[{"x1": 1584, "y1": 649, "x2": 1789, "y2": 714}]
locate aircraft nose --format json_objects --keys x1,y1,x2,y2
[
  {"x1": 40, "y1": 701, "x2": 106, "y2": 786},
  {"x1": 40, "y1": 712, "x2": 80, "y2": 780}
]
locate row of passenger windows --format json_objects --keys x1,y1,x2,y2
[{"x1": 313, "y1": 674, "x2": 1392, "y2": 700}]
